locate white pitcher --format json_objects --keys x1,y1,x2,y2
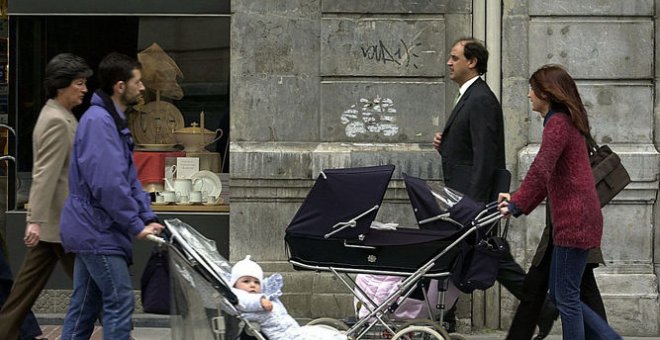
[
  {"x1": 173, "y1": 178, "x2": 193, "y2": 196},
  {"x1": 163, "y1": 178, "x2": 176, "y2": 192}
]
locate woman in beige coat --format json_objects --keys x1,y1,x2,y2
[{"x1": 0, "y1": 53, "x2": 92, "y2": 340}]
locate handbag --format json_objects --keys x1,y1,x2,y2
[
  {"x1": 450, "y1": 167, "x2": 511, "y2": 294},
  {"x1": 450, "y1": 235, "x2": 507, "y2": 293},
  {"x1": 586, "y1": 134, "x2": 631, "y2": 207},
  {"x1": 450, "y1": 219, "x2": 508, "y2": 294},
  {"x1": 141, "y1": 245, "x2": 170, "y2": 314}
]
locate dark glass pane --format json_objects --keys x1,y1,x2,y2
[{"x1": 9, "y1": 15, "x2": 230, "y2": 207}]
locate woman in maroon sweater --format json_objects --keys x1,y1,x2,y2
[{"x1": 498, "y1": 65, "x2": 620, "y2": 339}]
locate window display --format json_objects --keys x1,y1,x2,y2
[{"x1": 9, "y1": 15, "x2": 229, "y2": 211}]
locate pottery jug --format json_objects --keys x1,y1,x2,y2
[
  {"x1": 173, "y1": 123, "x2": 223, "y2": 152},
  {"x1": 173, "y1": 178, "x2": 192, "y2": 196}
]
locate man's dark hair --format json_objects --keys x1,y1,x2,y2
[
  {"x1": 97, "y1": 52, "x2": 141, "y2": 96},
  {"x1": 455, "y1": 37, "x2": 489, "y2": 75},
  {"x1": 43, "y1": 53, "x2": 93, "y2": 99}
]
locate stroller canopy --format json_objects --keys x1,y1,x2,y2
[
  {"x1": 165, "y1": 218, "x2": 237, "y2": 305},
  {"x1": 287, "y1": 164, "x2": 394, "y2": 239},
  {"x1": 403, "y1": 173, "x2": 485, "y2": 235},
  {"x1": 286, "y1": 166, "x2": 471, "y2": 274}
]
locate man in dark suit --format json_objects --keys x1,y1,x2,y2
[
  {"x1": 434, "y1": 38, "x2": 505, "y2": 202},
  {"x1": 433, "y1": 38, "x2": 553, "y2": 336}
]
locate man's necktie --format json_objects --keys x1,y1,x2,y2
[{"x1": 453, "y1": 92, "x2": 461, "y2": 107}]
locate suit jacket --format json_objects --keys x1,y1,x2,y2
[
  {"x1": 440, "y1": 77, "x2": 505, "y2": 202},
  {"x1": 26, "y1": 99, "x2": 78, "y2": 243}
]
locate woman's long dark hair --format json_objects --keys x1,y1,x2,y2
[{"x1": 529, "y1": 64, "x2": 590, "y2": 135}]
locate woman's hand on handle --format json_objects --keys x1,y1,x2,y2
[{"x1": 497, "y1": 193, "x2": 511, "y2": 217}]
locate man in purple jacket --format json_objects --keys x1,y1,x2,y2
[{"x1": 59, "y1": 52, "x2": 163, "y2": 340}]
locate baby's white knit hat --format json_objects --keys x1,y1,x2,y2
[{"x1": 230, "y1": 255, "x2": 263, "y2": 287}]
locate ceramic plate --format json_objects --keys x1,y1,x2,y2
[
  {"x1": 136, "y1": 144, "x2": 180, "y2": 152},
  {"x1": 190, "y1": 170, "x2": 222, "y2": 198},
  {"x1": 203, "y1": 197, "x2": 224, "y2": 205},
  {"x1": 138, "y1": 143, "x2": 177, "y2": 149}
]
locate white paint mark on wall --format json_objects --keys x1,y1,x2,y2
[{"x1": 341, "y1": 95, "x2": 399, "y2": 138}]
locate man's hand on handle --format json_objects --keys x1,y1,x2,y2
[{"x1": 137, "y1": 222, "x2": 165, "y2": 240}]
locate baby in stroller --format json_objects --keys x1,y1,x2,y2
[{"x1": 230, "y1": 256, "x2": 347, "y2": 340}]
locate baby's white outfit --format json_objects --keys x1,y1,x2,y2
[{"x1": 232, "y1": 274, "x2": 346, "y2": 340}]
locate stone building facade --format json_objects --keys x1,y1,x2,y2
[{"x1": 231, "y1": 0, "x2": 660, "y2": 335}]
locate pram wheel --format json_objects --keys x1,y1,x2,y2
[
  {"x1": 306, "y1": 317, "x2": 350, "y2": 331},
  {"x1": 396, "y1": 319, "x2": 450, "y2": 339},
  {"x1": 447, "y1": 333, "x2": 469, "y2": 340},
  {"x1": 391, "y1": 325, "x2": 446, "y2": 340}
]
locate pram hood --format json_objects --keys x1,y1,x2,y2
[
  {"x1": 286, "y1": 166, "x2": 486, "y2": 243},
  {"x1": 166, "y1": 218, "x2": 233, "y2": 282},
  {"x1": 165, "y1": 218, "x2": 237, "y2": 305},
  {"x1": 286, "y1": 164, "x2": 395, "y2": 240},
  {"x1": 403, "y1": 173, "x2": 485, "y2": 233},
  {"x1": 285, "y1": 166, "x2": 488, "y2": 274}
]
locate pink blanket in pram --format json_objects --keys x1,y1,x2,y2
[{"x1": 354, "y1": 274, "x2": 459, "y2": 320}]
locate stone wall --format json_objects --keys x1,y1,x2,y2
[
  {"x1": 231, "y1": 0, "x2": 660, "y2": 335},
  {"x1": 230, "y1": 0, "x2": 470, "y2": 327},
  {"x1": 230, "y1": 0, "x2": 460, "y2": 258}
]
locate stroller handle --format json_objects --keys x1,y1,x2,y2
[{"x1": 145, "y1": 234, "x2": 167, "y2": 245}]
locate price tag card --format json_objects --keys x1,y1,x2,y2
[{"x1": 176, "y1": 157, "x2": 199, "y2": 179}]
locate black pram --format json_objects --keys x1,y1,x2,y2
[{"x1": 285, "y1": 165, "x2": 505, "y2": 339}]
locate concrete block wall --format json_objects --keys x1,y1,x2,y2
[
  {"x1": 230, "y1": 0, "x2": 465, "y2": 325},
  {"x1": 231, "y1": 0, "x2": 660, "y2": 335}
]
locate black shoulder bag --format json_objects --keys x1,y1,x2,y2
[
  {"x1": 141, "y1": 245, "x2": 170, "y2": 314},
  {"x1": 585, "y1": 134, "x2": 630, "y2": 207}
]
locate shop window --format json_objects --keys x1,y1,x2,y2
[{"x1": 9, "y1": 15, "x2": 229, "y2": 208}]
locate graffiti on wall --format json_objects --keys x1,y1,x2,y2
[
  {"x1": 341, "y1": 96, "x2": 399, "y2": 137},
  {"x1": 360, "y1": 39, "x2": 421, "y2": 68}
]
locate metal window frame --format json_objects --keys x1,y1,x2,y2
[{"x1": 9, "y1": 0, "x2": 230, "y2": 16}]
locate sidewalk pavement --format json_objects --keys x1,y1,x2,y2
[
  {"x1": 38, "y1": 313, "x2": 171, "y2": 340},
  {"x1": 38, "y1": 314, "x2": 660, "y2": 339},
  {"x1": 38, "y1": 327, "x2": 660, "y2": 340},
  {"x1": 40, "y1": 325, "x2": 171, "y2": 340},
  {"x1": 464, "y1": 331, "x2": 660, "y2": 340}
]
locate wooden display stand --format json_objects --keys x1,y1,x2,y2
[{"x1": 151, "y1": 203, "x2": 228, "y2": 212}]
